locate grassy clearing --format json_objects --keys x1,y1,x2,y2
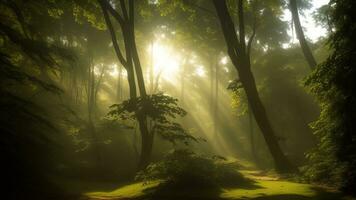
[
  {"x1": 84, "y1": 178, "x2": 346, "y2": 200},
  {"x1": 80, "y1": 160, "x2": 347, "y2": 200}
]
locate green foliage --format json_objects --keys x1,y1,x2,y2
[
  {"x1": 73, "y1": 0, "x2": 106, "y2": 30},
  {"x1": 313, "y1": 4, "x2": 334, "y2": 33},
  {"x1": 136, "y1": 149, "x2": 248, "y2": 189},
  {"x1": 0, "y1": 0, "x2": 80, "y2": 198},
  {"x1": 108, "y1": 93, "x2": 198, "y2": 145},
  {"x1": 304, "y1": 0, "x2": 356, "y2": 194},
  {"x1": 228, "y1": 79, "x2": 248, "y2": 117}
]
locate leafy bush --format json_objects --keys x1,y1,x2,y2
[
  {"x1": 136, "y1": 149, "x2": 248, "y2": 189},
  {"x1": 304, "y1": 0, "x2": 356, "y2": 194}
]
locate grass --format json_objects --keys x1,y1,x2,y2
[
  {"x1": 85, "y1": 181, "x2": 160, "y2": 199},
  {"x1": 76, "y1": 159, "x2": 348, "y2": 200},
  {"x1": 84, "y1": 178, "x2": 346, "y2": 200},
  {"x1": 222, "y1": 179, "x2": 315, "y2": 199},
  {"x1": 220, "y1": 169, "x2": 346, "y2": 200}
]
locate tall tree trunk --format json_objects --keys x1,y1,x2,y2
[
  {"x1": 86, "y1": 56, "x2": 101, "y2": 167},
  {"x1": 126, "y1": 1, "x2": 152, "y2": 170},
  {"x1": 116, "y1": 65, "x2": 123, "y2": 101},
  {"x1": 213, "y1": 56, "x2": 219, "y2": 137},
  {"x1": 210, "y1": 57, "x2": 214, "y2": 116},
  {"x1": 240, "y1": 60, "x2": 294, "y2": 172},
  {"x1": 248, "y1": 103, "x2": 257, "y2": 162},
  {"x1": 99, "y1": 0, "x2": 152, "y2": 170},
  {"x1": 150, "y1": 40, "x2": 154, "y2": 94},
  {"x1": 212, "y1": 0, "x2": 296, "y2": 173},
  {"x1": 180, "y1": 57, "x2": 187, "y2": 105},
  {"x1": 290, "y1": 0, "x2": 317, "y2": 70}
]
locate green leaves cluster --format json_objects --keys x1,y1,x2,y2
[
  {"x1": 304, "y1": 0, "x2": 356, "y2": 194},
  {"x1": 108, "y1": 93, "x2": 197, "y2": 145}
]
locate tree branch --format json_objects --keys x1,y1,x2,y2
[
  {"x1": 119, "y1": 0, "x2": 129, "y2": 20},
  {"x1": 247, "y1": 18, "x2": 257, "y2": 58},
  {"x1": 212, "y1": 0, "x2": 241, "y2": 57},
  {"x1": 99, "y1": 0, "x2": 125, "y2": 26},
  {"x1": 238, "y1": 0, "x2": 246, "y2": 52},
  {"x1": 99, "y1": 0, "x2": 127, "y2": 68}
]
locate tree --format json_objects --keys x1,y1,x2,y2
[
  {"x1": 98, "y1": 0, "x2": 152, "y2": 170},
  {"x1": 0, "y1": 0, "x2": 77, "y2": 197},
  {"x1": 99, "y1": 0, "x2": 195, "y2": 170},
  {"x1": 305, "y1": 0, "x2": 356, "y2": 194},
  {"x1": 289, "y1": 0, "x2": 317, "y2": 70},
  {"x1": 212, "y1": 0, "x2": 296, "y2": 173}
]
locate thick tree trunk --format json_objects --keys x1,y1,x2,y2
[
  {"x1": 137, "y1": 116, "x2": 153, "y2": 170},
  {"x1": 213, "y1": 57, "x2": 219, "y2": 137},
  {"x1": 210, "y1": 57, "x2": 214, "y2": 116},
  {"x1": 290, "y1": 0, "x2": 317, "y2": 70},
  {"x1": 86, "y1": 54, "x2": 102, "y2": 167},
  {"x1": 116, "y1": 65, "x2": 123, "y2": 101},
  {"x1": 212, "y1": 0, "x2": 296, "y2": 173},
  {"x1": 126, "y1": 2, "x2": 153, "y2": 169},
  {"x1": 180, "y1": 57, "x2": 187, "y2": 105},
  {"x1": 150, "y1": 40, "x2": 154, "y2": 94},
  {"x1": 100, "y1": 0, "x2": 153, "y2": 170},
  {"x1": 248, "y1": 103, "x2": 257, "y2": 162},
  {"x1": 239, "y1": 65, "x2": 294, "y2": 172}
]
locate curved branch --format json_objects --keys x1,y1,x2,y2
[
  {"x1": 238, "y1": 0, "x2": 246, "y2": 51},
  {"x1": 247, "y1": 20, "x2": 257, "y2": 58},
  {"x1": 99, "y1": 0, "x2": 127, "y2": 67},
  {"x1": 119, "y1": 0, "x2": 129, "y2": 20},
  {"x1": 99, "y1": 0, "x2": 125, "y2": 26}
]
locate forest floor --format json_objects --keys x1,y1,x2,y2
[
  {"x1": 58, "y1": 161, "x2": 354, "y2": 200},
  {"x1": 80, "y1": 171, "x2": 348, "y2": 200}
]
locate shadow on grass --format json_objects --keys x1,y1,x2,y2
[
  {"x1": 233, "y1": 185, "x2": 344, "y2": 200},
  {"x1": 134, "y1": 179, "x2": 346, "y2": 200},
  {"x1": 134, "y1": 175, "x2": 260, "y2": 200},
  {"x1": 137, "y1": 185, "x2": 223, "y2": 200}
]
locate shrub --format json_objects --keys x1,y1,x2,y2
[{"x1": 136, "y1": 149, "x2": 248, "y2": 189}]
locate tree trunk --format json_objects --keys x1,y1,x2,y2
[
  {"x1": 86, "y1": 54, "x2": 102, "y2": 167},
  {"x1": 116, "y1": 64, "x2": 123, "y2": 101},
  {"x1": 137, "y1": 115, "x2": 153, "y2": 170},
  {"x1": 290, "y1": 0, "x2": 317, "y2": 70},
  {"x1": 180, "y1": 57, "x2": 187, "y2": 105},
  {"x1": 126, "y1": 2, "x2": 153, "y2": 169},
  {"x1": 210, "y1": 57, "x2": 214, "y2": 116},
  {"x1": 212, "y1": 0, "x2": 296, "y2": 173},
  {"x1": 213, "y1": 56, "x2": 219, "y2": 137},
  {"x1": 99, "y1": 0, "x2": 153, "y2": 170},
  {"x1": 240, "y1": 66, "x2": 293, "y2": 172},
  {"x1": 248, "y1": 103, "x2": 257, "y2": 162},
  {"x1": 150, "y1": 40, "x2": 154, "y2": 94}
]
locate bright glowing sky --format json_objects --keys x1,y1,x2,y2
[
  {"x1": 283, "y1": 0, "x2": 330, "y2": 42},
  {"x1": 107, "y1": 1, "x2": 331, "y2": 79}
]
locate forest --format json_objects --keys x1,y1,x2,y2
[{"x1": 1, "y1": 0, "x2": 356, "y2": 199}]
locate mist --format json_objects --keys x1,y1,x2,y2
[{"x1": 1, "y1": 0, "x2": 355, "y2": 199}]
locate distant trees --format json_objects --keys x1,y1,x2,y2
[
  {"x1": 212, "y1": 0, "x2": 296, "y2": 173},
  {"x1": 289, "y1": 0, "x2": 317, "y2": 70},
  {"x1": 0, "y1": 0, "x2": 76, "y2": 198},
  {"x1": 5, "y1": 1, "x2": 355, "y2": 196}
]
